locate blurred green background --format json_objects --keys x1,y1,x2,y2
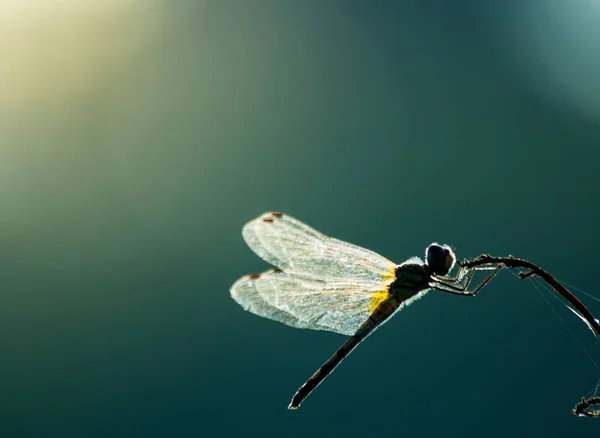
[{"x1": 2, "y1": 1, "x2": 600, "y2": 436}]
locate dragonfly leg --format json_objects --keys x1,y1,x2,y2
[
  {"x1": 463, "y1": 265, "x2": 503, "y2": 295},
  {"x1": 443, "y1": 262, "x2": 498, "y2": 283},
  {"x1": 431, "y1": 264, "x2": 478, "y2": 291},
  {"x1": 439, "y1": 264, "x2": 470, "y2": 283},
  {"x1": 432, "y1": 265, "x2": 503, "y2": 297},
  {"x1": 518, "y1": 270, "x2": 536, "y2": 280}
]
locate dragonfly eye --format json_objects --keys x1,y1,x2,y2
[{"x1": 426, "y1": 243, "x2": 455, "y2": 276}]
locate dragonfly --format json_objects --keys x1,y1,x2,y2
[{"x1": 230, "y1": 212, "x2": 501, "y2": 409}]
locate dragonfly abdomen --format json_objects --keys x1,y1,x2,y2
[{"x1": 288, "y1": 297, "x2": 402, "y2": 410}]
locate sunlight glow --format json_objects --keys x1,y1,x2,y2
[
  {"x1": 0, "y1": 1, "x2": 160, "y2": 114},
  {"x1": 500, "y1": 0, "x2": 600, "y2": 120}
]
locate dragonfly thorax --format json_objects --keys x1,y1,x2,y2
[{"x1": 425, "y1": 243, "x2": 456, "y2": 276}]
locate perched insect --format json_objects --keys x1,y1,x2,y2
[{"x1": 230, "y1": 212, "x2": 498, "y2": 409}]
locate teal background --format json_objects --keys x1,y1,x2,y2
[{"x1": 1, "y1": 1, "x2": 600, "y2": 436}]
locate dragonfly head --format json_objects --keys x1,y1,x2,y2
[{"x1": 425, "y1": 243, "x2": 456, "y2": 276}]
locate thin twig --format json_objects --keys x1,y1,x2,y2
[{"x1": 458, "y1": 254, "x2": 600, "y2": 418}]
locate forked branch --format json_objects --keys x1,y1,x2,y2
[{"x1": 458, "y1": 254, "x2": 600, "y2": 418}]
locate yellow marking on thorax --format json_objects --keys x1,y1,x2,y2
[
  {"x1": 367, "y1": 267, "x2": 396, "y2": 313},
  {"x1": 382, "y1": 269, "x2": 396, "y2": 283},
  {"x1": 369, "y1": 290, "x2": 391, "y2": 313}
]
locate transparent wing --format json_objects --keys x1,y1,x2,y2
[
  {"x1": 235, "y1": 212, "x2": 401, "y2": 335},
  {"x1": 230, "y1": 270, "x2": 331, "y2": 332},
  {"x1": 242, "y1": 212, "x2": 397, "y2": 282},
  {"x1": 251, "y1": 269, "x2": 393, "y2": 336}
]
